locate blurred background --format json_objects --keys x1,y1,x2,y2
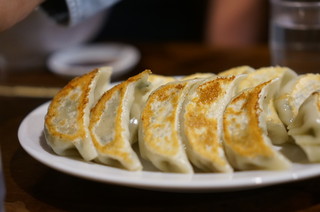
[
  {"x1": 0, "y1": 0, "x2": 269, "y2": 72},
  {"x1": 94, "y1": 0, "x2": 208, "y2": 43}
]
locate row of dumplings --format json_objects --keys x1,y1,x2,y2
[{"x1": 44, "y1": 66, "x2": 320, "y2": 173}]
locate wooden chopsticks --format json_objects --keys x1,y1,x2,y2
[{"x1": 0, "y1": 85, "x2": 60, "y2": 98}]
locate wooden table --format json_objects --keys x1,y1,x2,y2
[{"x1": 2, "y1": 43, "x2": 320, "y2": 212}]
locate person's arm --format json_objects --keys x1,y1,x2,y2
[
  {"x1": 0, "y1": 0, "x2": 121, "y2": 31},
  {"x1": 42, "y1": 0, "x2": 121, "y2": 26},
  {"x1": 205, "y1": 0, "x2": 267, "y2": 47},
  {"x1": 0, "y1": 0, "x2": 44, "y2": 31}
]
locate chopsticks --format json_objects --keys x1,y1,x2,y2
[{"x1": 0, "y1": 85, "x2": 61, "y2": 98}]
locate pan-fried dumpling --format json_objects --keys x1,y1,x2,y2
[
  {"x1": 89, "y1": 70, "x2": 152, "y2": 171},
  {"x1": 218, "y1": 65, "x2": 255, "y2": 77},
  {"x1": 275, "y1": 73, "x2": 320, "y2": 126},
  {"x1": 237, "y1": 66, "x2": 298, "y2": 145},
  {"x1": 237, "y1": 66, "x2": 297, "y2": 92},
  {"x1": 139, "y1": 79, "x2": 200, "y2": 173},
  {"x1": 223, "y1": 79, "x2": 291, "y2": 170},
  {"x1": 145, "y1": 74, "x2": 176, "y2": 97},
  {"x1": 182, "y1": 73, "x2": 215, "y2": 80},
  {"x1": 130, "y1": 73, "x2": 176, "y2": 143},
  {"x1": 181, "y1": 75, "x2": 244, "y2": 173},
  {"x1": 288, "y1": 91, "x2": 320, "y2": 162},
  {"x1": 44, "y1": 67, "x2": 112, "y2": 161},
  {"x1": 148, "y1": 74, "x2": 176, "y2": 87}
]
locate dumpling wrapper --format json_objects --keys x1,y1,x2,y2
[
  {"x1": 181, "y1": 73, "x2": 215, "y2": 80},
  {"x1": 130, "y1": 73, "x2": 176, "y2": 143},
  {"x1": 139, "y1": 79, "x2": 200, "y2": 173},
  {"x1": 148, "y1": 74, "x2": 176, "y2": 88},
  {"x1": 223, "y1": 79, "x2": 291, "y2": 170},
  {"x1": 288, "y1": 91, "x2": 320, "y2": 162},
  {"x1": 89, "y1": 70, "x2": 152, "y2": 171},
  {"x1": 275, "y1": 73, "x2": 320, "y2": 126},
  {"x1": 218, "y1": 65, "x2": 255, "y2": 77},
  {"x1": 181, "y1": 75, "x2": 244, "y2": 173},
  {"x1": 237, "y1": 66, "x2": 297, "y2": 92},
  {"x1": 44, "y1": 67, "x2": 112, "y2": 161},
  {"x1": 237, "y1": 66, "x2": 298, "y2": 145}
]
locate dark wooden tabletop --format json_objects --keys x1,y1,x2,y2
[{"x1": 2, "y1": 42, "x2": 320, "y2": 212}]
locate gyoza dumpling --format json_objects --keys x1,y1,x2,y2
[
  {"x1": 182, "y1": 73, "x2": 215, "y2": 80},
  {"x1": 180, "y1": 75, "x2": 244, "y2": 173},
  {"x1": 288, "y1": 91, "x2": 320, "y2": 162},
  {"x1": 223, "y1": 79, "x2": 291, "y2": 170},
  {"x1": 89, "y1": 70, "x2": 152, "y2": 171},
  {"x1": 139, "y1": 79, "x2": 201, "y2": 173},
  {"x1": 130, "y1": 73, "x2": 176, "y2": 143},
  {"x1": 237, "y1": 66, "x2": 297, "y2": 92},
  {"x1": 237, "y1": 66, "x2": 298, "y2": 145},
  {"x1": 275, "y1": 73, "x2": 320, "y2": 126},
  {"x1": 146, "y1": 74, "x2": 176, "y2": 97},
  {"x1": 148, "y1": 74, "x2": 176, "y2": 88},
  {"x1": 218, "y1": 65, "x2": 255, "y2": 77},
  {"x1": 44, "y1": 67, "x2": 112, "y2": 161}
]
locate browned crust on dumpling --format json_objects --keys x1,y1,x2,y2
[
  {"x1": 89, "y1": 70, "x2": 151, "y2": 166},
  {"x1": 223, "y1": 81, "x2": 274, "y2": 157},
  {"x1": 141, "y1": 82, "x2": 187, "y2": 156},
  {"x1": 184, "y1": 77, "x2": 236, "y2": 168},
  {"x1": 45, "y1": 69, "x2": 99, "y2": 142}
]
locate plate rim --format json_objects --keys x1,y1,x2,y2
[{"x1": 18, "y1": 101, "x2": 320, "y2": 192}]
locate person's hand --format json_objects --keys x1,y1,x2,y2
[{"x1": 0, "y1": 0, "x2": 44, "y2": 31}]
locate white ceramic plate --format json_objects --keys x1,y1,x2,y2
[
  {"x1": 47, "y1": 43, "x2": 140, "y2": 78},
  {"x1": 18, "y1": 102, "x2": 320, "y2": 192}
]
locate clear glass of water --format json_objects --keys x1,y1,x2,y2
[{"x1": 270, "y1": 0, "x2": 320, "y2": 74}]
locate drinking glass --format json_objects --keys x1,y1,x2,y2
[{"x1": 270, "y1": 0, "x2": 320, "y2": 74}]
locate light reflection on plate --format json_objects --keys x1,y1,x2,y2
[{"x1": 18, "y1": 101, "x2": 320, "y2": 192}]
